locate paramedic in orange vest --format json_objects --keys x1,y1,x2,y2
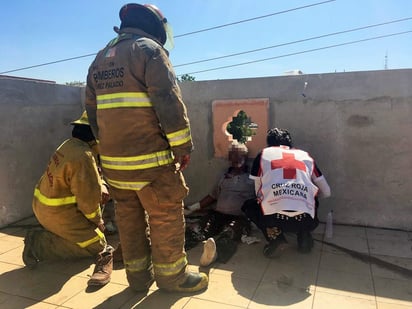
[
  {"x1": 84, "y1": 3, "x2": 208, "y2": 293},
  {"x1": 23, "y1": 111, "x2": 114, "y2": 286},
  {"x1": 242, "y1": 128, "x2": 331, "y2": 258}
]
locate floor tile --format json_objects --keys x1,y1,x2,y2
[
  {"x1": 60, "y1": 282, "x2": 133, "y2": 308},
  {"x1": 319, "y1": 251, "x2": 371, "y2": 275},
  {"x1": 118, "y1": 288, "x2": 191, "y2": 309},
  {"x1": 262, "y1": 260, "x2": 318, "y2": 291},
  {"x1": 377, "y1": 302, "x2": 412, "y2": 309},
  {"x1": 184, "y1": 297, "x2": 246, "y2": 308},
  {"x1": 329, "y1": 225, "x2": 367, "y2": 238},
  {"x1": 249, "y1": 281, "x2": 314, "y2": 308},
  {"x1": 0, "y1": 291, "x2": 58, "y2": 309},
  {"x1": 212, "y1": 242, "x2": 270, "y2": 281},
  {"x1": 195, "y1": 272, "x2": 258, "y2": 308},
  {"x1": 321, "y1": 234, "x2": 369, "y2": 255},
  {"x1": 0, "y1": 263, "x2": 87, "y2": 305},
  {"x1": 370, "y1": 254, "x2": 412, "y2": 281},
  {"x1": 312, "y1": 291, "x2": 376, "y2": 309},
  {"x1": 374, "y1": 277, "x2": 412, "y2": 306},
  {"x1": 366, "y1": 229, "x2": 412, "y2": 258},
  {"x1": 316, "y1": 268, "x2": 375, "y2": 300},
  {"x1": 1, "y1": 224, "x2": 412, "y2": 308}
]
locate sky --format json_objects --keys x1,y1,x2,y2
[{"x1": 1, "y1": 0, "x2": 412, "y2": 84}]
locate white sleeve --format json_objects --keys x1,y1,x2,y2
[{"x1": 313, "y1": 175, "x2": 331, "y2": 198}]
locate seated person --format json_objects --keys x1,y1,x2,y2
[
  {"x1": 23, "y1": 111, "x2": 116, "y2": 286},
  {"x1": 242, "y1": 128, "x2": 331, "y2": 258},
  {"x1": 184, "y1": 141, "x2": 256, "y2": 266}
]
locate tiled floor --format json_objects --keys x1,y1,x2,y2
[{"x1": 0, "y1": 217, "x2": 411, "y2": 309}]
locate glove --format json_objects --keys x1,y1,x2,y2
[{"x1": 184, "y1": 202, "x2": 201, "y2": 216}]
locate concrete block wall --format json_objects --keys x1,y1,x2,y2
[
  {"x1": 0, "y1": 78, "x2": 84, "y2": 227},
  {"x1": 180, "y1": 69, "x2": 412, "y2": 231},
  {"x1": 1, "y1": 69, "x2": 411, "y2": 231}
]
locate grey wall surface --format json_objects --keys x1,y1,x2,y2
[
  {"x1": 180, "y1": 69, "x2": 412, "y2": 231},
  {"x1": 0, "y1": 78, "x2": 83, "y2": 227},
  {"x1": 1, "y1": 69, "x2": 411, "y2": 231}
]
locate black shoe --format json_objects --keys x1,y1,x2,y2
[
  {"x1": 297, "y1": 231, "x2": 314, "y2": 253},
  {"x1": 22, "y1": 230, "x2": 40, "y2": 269},
  {"x1": 263, "y1": 233, "x2": 288, "y2": 258}
]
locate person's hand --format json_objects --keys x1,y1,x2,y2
[
  {"x1": 175, "y1": 154, "x2": 191, "y2": 171},
  {"x1": 184, "y1": 202, "x2": 201, "y2": 216},
  {"x1": 101, "y1": 184, "x2": 110, "y2": 205}
]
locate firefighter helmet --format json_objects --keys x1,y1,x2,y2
[
  {"x1": 119, "y1": 3, "x2": 174, "y2": 50},
  {"x1": 70, "y1": 111, "x2": 90, "y2": 126}
]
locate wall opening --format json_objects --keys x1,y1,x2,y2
[{"x1": 212, "y1": 98, "x2": 269, "y2": 159}]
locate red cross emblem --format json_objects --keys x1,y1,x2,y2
[{"x1": 271, "y1": 152, "x2": 306, "y2": 179}]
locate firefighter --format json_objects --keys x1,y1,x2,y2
[
  {"x1": 84, "y1": 3, "x2": 208, "y2": 293},
  {"x1": 23, "y1": 111, "x2": 114, "y2": 287}
]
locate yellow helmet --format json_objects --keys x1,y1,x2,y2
[{"x1": 70, "y1": 111, "x2": 90, "y2": 126}]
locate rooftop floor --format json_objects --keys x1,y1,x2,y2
[{"x1": 0, "y1": 217, "x2": 411, "y2": 309}]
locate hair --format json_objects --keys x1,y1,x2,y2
[
  {"x1": 72, "y1": 124, "x2": 95, "y2": 142},
  {"x1": 266, "y1": 128, "x2": 293, "y2": 147},
  {"x1": 120, "y1": 6, "x2": 166, "y2": 44}
]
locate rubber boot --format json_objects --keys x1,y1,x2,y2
[{"x1": 162, "y1": 271, "x2": 208, "y2": 293}]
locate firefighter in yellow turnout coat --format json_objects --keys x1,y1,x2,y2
[
  {"x1": 85, "y1": 3, "x2": 208, "y2": 292},
  {"x1": 23, "y1": 112, "x2": 114, "y2": 286}
]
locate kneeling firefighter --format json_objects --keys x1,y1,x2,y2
[{"x1": 23, "y1": 111, "x2": 115, "y2": 286}]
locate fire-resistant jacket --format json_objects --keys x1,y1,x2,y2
[
  {"x1": 33, "y1": 138, "x2": 103, "y2": 228},
  {"x1": 85, "y1": 27, "x2": 193, "y2": 191}
]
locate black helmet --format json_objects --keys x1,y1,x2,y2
[{"x1": 119, "y1": 3, "x2": 171, "y2": 46}]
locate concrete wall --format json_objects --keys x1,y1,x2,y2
[
  {"x1": 0, "y1": 78, "x2": 84, "y2": 227},
  {"x1": 1, "y1": 69, "x2": 411, "y2": 230},
  {"x1": 180, "y1": 69, "x2": 412, "y2": 231}
]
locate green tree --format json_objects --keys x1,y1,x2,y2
[
  {"x1": 226, "y1": 110, "x2": 257, "y2": 144},
  {"x1": 177, "y1": 74, "x2": 195, "y2": 82},
  {"x1": 66, "y1": 81, "x2": 85, "y2": 87}
]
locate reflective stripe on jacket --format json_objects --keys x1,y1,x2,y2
[
  {"x1": 33, "y1": 138, "x2": 103, "y2": 225},
  {"x1": 85, "y1": 27, "x2": 193, "y2": 189}
]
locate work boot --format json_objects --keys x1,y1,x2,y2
[
  {"x1": 297, "y1": 230, "x2": 314, "y2": 253},
  {"x1": 263, "y1": 233, "x2": 288, "y2": 258},
  {"x1": 163, "y1": 271, "x2": 208, "y2": 293},
  {"x1": 200, "y1": 238, "x2": 217, "y2": 267},
  {"x1": 87, "y1": 245, "x2": 114, "y2": 286},
  {"x1": 22, "y1": 230, "x2": 40, "y2": 269}
]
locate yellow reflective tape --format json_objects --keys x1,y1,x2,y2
[
  {"x1": 34, "y1": 188, "x2": 76, "y2": 206},
  {"x1": 97, "y1": 101, "x2": 152, "y2": 109},
  {"x1": 153, "y1": 256, "x2": 187, "y2": 277},
  {"x1": 166, "y1": 128, "x2": 192, "y2": 147},
  {"x1": 97, "y1": 92, "x2": 149, "y2": 100},
  {"x1": 166, "y1": 127, "x2": 190, "y2": 139},
  {"x1": 96, "y1": 92, "x2": 152, "y2": 109},
  {"x1": 84, "y1": 207, "x2": 102, "y2": 220},
  {"x1": 101, "y1": 158, "x2": 173, "y2": 170},
  {"x1": 125, "y1": 255, "x2": 151, "y2": 273},
  {"x1": 169, "y1": 135, "x2": 192, "y2": 147},
  {"x1": 100, "y1": 150, "x2": 174, "y2": 171},
  {"x1": 106, "y1": 178, "x2": 150, "y2": 191},
  {"x1": 77, "y1": 228, "x2": 105, "y2": 248}
]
